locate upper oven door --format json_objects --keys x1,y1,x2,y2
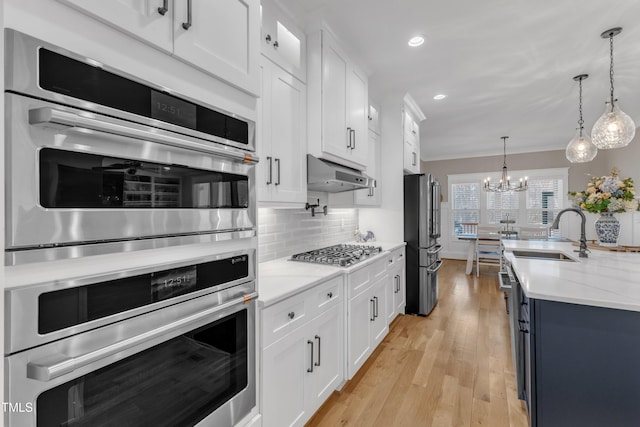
[{"x1": 5, "y1": 93, "x2": 257, "y2": 251}]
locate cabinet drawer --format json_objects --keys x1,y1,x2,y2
[
  {"x1": 310, "y1": 276, "x2": 343, "y2": 317},
  {"x1": 262, "y1": 294, "x2": 307, "y2": 348},
  {"x1": 387, "y1": 247, "x2": 405, "y2": 269},
  {"x1": 348, "y1": 256, "x2": 388, "y2": 297},
  {"x1": 370, "y1": 256, "x2": 388, "y2": 279}
]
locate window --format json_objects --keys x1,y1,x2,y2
[
  {"x1": 526, "y1": 178, "x2": 564, "y2": 225},
  {"x1": 451, "y1": 182, "x2": 479, "y2": 236},
  {"x1": 448, "y1": 168, "x2": 567, "y2": 236}
]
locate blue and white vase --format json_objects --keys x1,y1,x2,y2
[{"x1": 594, "y1": 212, "x2": 620, "y2": 247}]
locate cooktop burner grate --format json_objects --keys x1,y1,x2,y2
[{"x1": 290, "y1": 244, "x2": 383, "y2": 267}]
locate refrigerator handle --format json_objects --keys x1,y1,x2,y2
[
  {"x1": 427, "y1": 245, "x2": 443, "y2": 255},
  {"x1": 426, "y1": 260, "x2": 444, "y2": 274},
  {"x1": 431, "y1": 180, "x2": 442, "y2": 239}
]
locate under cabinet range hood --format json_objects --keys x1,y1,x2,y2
[{"x1": 307, "y1": 155, "x2": 376, "y2": 193}]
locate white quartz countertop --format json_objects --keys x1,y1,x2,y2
[
  {"x1": 258, "y1": 259, "x2": 343, "y2": 307},
  {"x1": 503, "y1": 240, "x2": 640, "y2": 312},
  {"x1": 258, "y1": 241, "x2": 406, "y2": 307}
]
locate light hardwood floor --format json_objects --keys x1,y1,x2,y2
[{"x1": 306, "y1": 259, "x2": 528, "y2": 427}]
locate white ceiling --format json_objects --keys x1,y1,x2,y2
[{"x1": 278, "y1": 0, "x2": 640, "y2": 161}]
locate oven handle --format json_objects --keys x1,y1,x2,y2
[
  {"x1": 29, "y1": 107, "x2": 258, "y2": 164},
  {"x1": 26, "y1": 292, "x2": 258, "y2": 382}
]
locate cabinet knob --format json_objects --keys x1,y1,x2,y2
[
  {"x1": 265, "y1": 34, "x2": 272, "y2": 44},
  {"x1": 288, "y1": 311, "x2": 295, "y2": 319},
  {"x1": 273, "y1": 40, "x2": 279, "y2": 50},
  {"x1": 327, "y1": 292, "x2": 333, "y2": 299}
]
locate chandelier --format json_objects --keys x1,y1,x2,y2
[
  {"x1": 566, "y1": 74, "x2": 598, "y2": 163},
  {"x1": 483, "y1": 136, "x2": 528, "y2": 192},
  {"x1": 591, "y1": 27, "x2": 636, "y2": 149}
]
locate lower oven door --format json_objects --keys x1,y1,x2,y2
[{"x1": 5, "y1": 293, "x2": 256, "y2": 427}]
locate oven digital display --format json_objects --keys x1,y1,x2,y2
[
  {"x1": 151, "y1": 90, "x2": 197, "y2": 128},
  {"x1": 151, "y1": 266, "x2": 197, "y2": 301}
]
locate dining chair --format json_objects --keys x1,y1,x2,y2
[{"x1": 475, "y1": 224, "x2": 503, "y2": 276}]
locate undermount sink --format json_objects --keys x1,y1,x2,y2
[{"x1": 511, "y1": 250, "x2": 576, "y2": 262}]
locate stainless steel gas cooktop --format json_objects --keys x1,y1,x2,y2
[{"x1": 290, "y1": 244, "x2": 383, "y2": 267}]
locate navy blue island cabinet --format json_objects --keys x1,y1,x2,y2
[{"x1": 521, "y1": 286, "x2": 640, "y2": 427}]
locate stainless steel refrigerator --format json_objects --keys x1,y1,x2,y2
[{"x1": 403, "y1": 173, "x2": 442, "y2": 316}]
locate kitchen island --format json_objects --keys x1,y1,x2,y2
[{"x1": 503, "y1": 240, "x2": 640, "y2": 427}]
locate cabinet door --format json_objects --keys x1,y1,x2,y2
[
  {"x1": 368, "y1": 103, "x2": 380, "y2": 134},
  {"x1": 385, "y1": 270, "x2": 397, "y2": 324},
  {"x1": 354, "y1": 130, "x2": 379, "y2": 206},
  {"x1": 270, "y1": 62, "x2": 307, "y2": 203},
  {"x1": 260, "y1": 0, "x2": 306, "y2": 82},
  {"x1": 347, "y1": 288, "x2": 373, "y2": 379},
  {"x1": 262, "y1": 325, "x2": 309, "y2": 427},
  {"x1": 57, "y1": 0, "x2": 173, "y2": 51},
  {"x1": 307, "y1": 304, "x2": 344, "y2": 414},
  {"x1": 321, "y1": 33, "x2": 349, "y2": 161},
  {"x1": 395, "y1": 265, "x2": 406, "y2": 315},
  {"x1": 370, "y1": 275, "x2": 389, "y2": 348},
  {"x1": 173, "y1": 0, "x2": 260, "y2": 95},
  {"x1": 348, "y1": 65, "x2": 368, "y2": 167},
  {"x1": 257, "y1": 59, "x2": 273, "y2": 202}
]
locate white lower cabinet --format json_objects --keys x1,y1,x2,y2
[
  {"x1": 386, "y1": 247, "x2": 406, "y2": 324},
  {"x1": 346, "y1": 257, "x2": 389, "y2": 379},
  {"x1": 261, "y1": 277, "x2": 344, "y2": 427}
]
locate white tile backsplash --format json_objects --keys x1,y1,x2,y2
[{"x1": 258, "y1": 208, "x2": 358, "y2": 262}]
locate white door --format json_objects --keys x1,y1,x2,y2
[
  {"x1": 321, "y1": 32, "x2": 349, "y2": 160},
  {"x1": 270, "y1": 62, "x2": 307, "y2": 203},
  {"x1": 57, "y1": 0, "x2": 173, "y2": 51},
  {"x1": 257, "y1": 60, "x2": 273, "y2": 202},
  {"x1": 173, "y1": 0, "x2": 260, "y2": 95},
  {"x1": 307, "y1": 304, "x2": 343, "y2": 414},
  {"x1": 354, "y1": 130, "x2": 379, "y2": 206},
  {"x1": 395, "y1": 266, "x2": 406, "y2": 315},
  {"x1": 370, "y1": 275, "x2": 389, "y2": 348},
  {"x1": 385, "y1": 271, "x2": 397, "y2": 324},
  {"x1": 348, "y1": 65, "x2": 368, "y2": 167},
  {"x1": 262, "y1": 326, "x2": 308, "y2": 427},
  {"x1": 260, "y1": 0, "x2": 306, "y2": 82},
  {"x1": 348, "y1": 288, "x2": 373, "y2": 379}
]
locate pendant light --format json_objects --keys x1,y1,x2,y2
[
  {"x1": 483, "y1": 136, "x2": 528, "y2": 192},
  {"x1": 591, "y1": 27, "x2": 636, "y2": 149},
  {"x1": 566, "y1": 74, "x2": 598, "y2": 163}
]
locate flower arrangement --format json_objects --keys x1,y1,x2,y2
[{"x1": 569, "y1": 168, "x2": 638, "y2": 213}]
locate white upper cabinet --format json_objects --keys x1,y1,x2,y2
[
  {"x1": 368, "y1": 103, "x2": 381, "y2": 134},
  {"x1": 354, "y1": 130, "x2": 380, "y2": 206},
  {"x1": 403, "y1": 111, "x2": 420, "y2": 174},
  {"x1": 308, "y1": 29, "x2": 368, "y2": 170},
  {"x1": 260, "y1": 0, "x2": 306, "y2": 83},
  {"x1": 258, "y1": 57, "x2": 307, "y2": 205},
  {"x1": 403, "y1": 94, "x2": 426, "y2": 174},
  {"x1": 57, "y1": 0, "x2": 260, "y2": 96},
  {"x1": 173, "y1": 0, "x2": 260, "y2": 95},
  {"x1": 57, "y1": 0, "x2": 174, "y2": 51}
]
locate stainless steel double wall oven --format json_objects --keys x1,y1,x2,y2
[{"x1": 4, "y1": 29, "x2": 259, "y2": 427}]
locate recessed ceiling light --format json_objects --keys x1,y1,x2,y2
[
  {"x1": 408, "y1": 36, "x2": 425, "y2": 47},
  {"x1": 433, "y1": 94, "x2": 447, "y2": 100}
]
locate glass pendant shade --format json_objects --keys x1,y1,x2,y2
[
  {"x1": 591, "y1": 102, "x2": 636, "y2": 149},
  {"x1": 566, "y1": 129, "x2": 598, "y2": 163}
]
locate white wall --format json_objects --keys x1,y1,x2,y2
[
  {"x1": 359, "y1": 98, "x2": 405, "y2": 242},
  {"x1": 258, "y1": 208, "x2": 358, "y2": 262}
]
